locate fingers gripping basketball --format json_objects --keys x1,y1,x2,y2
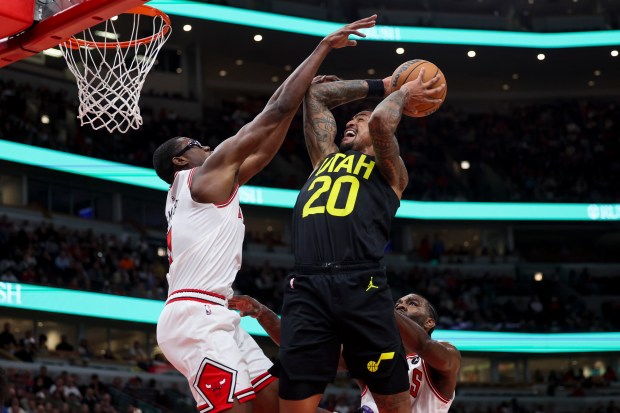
[{"x1": 390, "y1": 59, "x2": 447, "y2": 118}]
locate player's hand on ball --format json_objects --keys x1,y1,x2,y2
[
  {"x1": 229, "y1": 295, "x2": 262, "y2": 317},
  {"x1": 400, "y1": 68, "x2": 445, "y2": 115},
  {"x1": 390, "y1": 59, "x2": 447, "y2": 117}
]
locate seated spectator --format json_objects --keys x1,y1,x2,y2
[
  {"x1": 603, "y1": 365, "x2": 618, "y2": 384},
  {"x1": 77, "y1": 338, "x2": 94, "y2": 359},
  {"x1": 14, "y1": 330, "x2": 37, "y2": 362},
  {"x1": 7, "y1": 397, "x2": 26, "y2": 413},
  {"x1": 33, "y1": 366, "x2": 54, "y2": 394},
  {"x1": 64, "y1": 374, "x2": 82, "y2": 400},
  {"x1": 0, "y1": 322, "x2": 17, "y2": 352},
  {"x1": 38, "y1": 334, "x2": 49, "y2": 356},
  {"x1": 55, "y1": 335, "x2": 74, "y2": 353},
  {"x1": 126, "y1": 341, "x2": 149, "y2": 371}
]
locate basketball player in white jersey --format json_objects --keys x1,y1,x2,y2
[
  {"x1": 229, "y1": 292, "x2": 460, "y2": 413},
  {"x1": 152, "y1": 15, "x2": 379, "y2": 413},
  {"x1": 359, "y1": 293, "x2": 460, "y2": 413}
]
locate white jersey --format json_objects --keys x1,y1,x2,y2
[
  {"x1": 165, "y1": 168, "x2": 244, "y2": 298},
  {"x1": 360, "y1": 353, "x2": 453, "y2": 413}
]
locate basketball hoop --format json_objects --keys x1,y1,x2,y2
[{"x1": 59, "y1": 5, "x2": 171, "y2": 133}]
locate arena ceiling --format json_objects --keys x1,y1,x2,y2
[{"x1": 160, "y1": 4, "x2": 620, "y2": 102}]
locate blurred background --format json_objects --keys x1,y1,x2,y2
[{"x1": 1, "y1": 0, "x2": 620, "y2": 412}]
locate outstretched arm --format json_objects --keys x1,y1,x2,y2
[
  {"x1": 190, "y1": 16, "x2": 378, "y2": 203},
  {"x1": 303, "y1": 77, "x2": 390, "y2": 169},
  {"x1": 368, "y1": 69, "x2": 444, "y2": 198},
  {"x1": 229, "y1": 295, "x2": 282, "y2": 345},
  {"x1": 394, "y1": 310, "x2": 460, "y2": 383}
]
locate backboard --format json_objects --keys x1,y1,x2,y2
[{"x1": 0, "y1": 0, "x2": 148, "y2": 68}]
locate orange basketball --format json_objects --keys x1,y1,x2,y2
[{"x1": 390, "y1": 59, "x2": 447, "y2": 117}]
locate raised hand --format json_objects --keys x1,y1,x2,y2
[{"x1": 321, "y1": 15, "x2": 377, "y2": 49}]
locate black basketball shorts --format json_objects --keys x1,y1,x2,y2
[{"x1": 278, "y1": 265, "x2": 409, "y2": 400}]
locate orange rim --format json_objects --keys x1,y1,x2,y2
[{"x1": 64, "y1": 5, "x2": 171, "y2": 50}]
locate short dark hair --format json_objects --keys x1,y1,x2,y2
[{"x1": 153, "y1": 137, "x2": 183, "y2": 184}]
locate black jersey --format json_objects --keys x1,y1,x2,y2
[{"x1": 292, "y1": 150, "x2": 400, "y2": 264}]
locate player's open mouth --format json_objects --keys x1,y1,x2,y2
[{"x1": 344, "y1": 129, "x2": 356, "y2": 138}]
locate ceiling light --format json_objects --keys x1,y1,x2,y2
[
  {"x1": 512, "y1": 73, "x2": 519, "y2": 80},
  {"x1": 611, "y1": 50, "x2": 619, "y2": 57},
  {"x1": 502, "y1": 84, "x2": 510, "y2": 90},
  {"x1": 588, "y1": 80, "x2": 595, "y2": 87},
  {"x1": 594, "y1": 69, "x2": 601, "y2": 76},
  {"x1": 183, "y1": 24, "x2": 192, "y2": 32},
  {"x1": 41, "y1": 115, "x2": 50, "y2": 124},
  {"x1": 235, "y1": 59, "x2": 244, "y2": 66},
  {"x1": 467, "y1": 50, "x2": 476, "y2": 58},
  {"x1": 271, "y1": 76, "x2": 279, "y2": 82},
  {"x1": 534, "y1": 272, "x2": 543, "y2": 282},
  {"x1": 110, "y1": 16, "x2": 118, "y2": 21},
  {"x1": 367, "y1": 68, "x2": 376, "y2": 75},
  {"x1": 254, "y1": 34, "x2": 263, "y2": 42},
  {"x1": 176, "y1": 68, "x2": 183, "y2": 74},
  {"x1": 460, "y1": 160, "x2": 470, "y2": 170},
  {"x1": 537, "y1": 53, "x2": 545, "y2": 60},
  {"x1": 219, "y1": 70, "x2": 227, "y2": 77},
  {"x1": 396, "y1": 47, "x2": 405, "y2": 55},
  {"x1": 284, "y1": 65, "x2": 292, "y2": 71}
]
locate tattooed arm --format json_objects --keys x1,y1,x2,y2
[
  {"x1": 304, "y1": 77, "x2": 388, "y2": 169},
  {"x1": 368, "y1": 69, "x2": 444, "y2": 198}
]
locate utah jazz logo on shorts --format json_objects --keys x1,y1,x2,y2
[{"x1": 367, "y1": 352, "x2": 394, "y2": 372}]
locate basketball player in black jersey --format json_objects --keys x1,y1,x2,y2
[{"x1": 278, "y1": 72, "x2": 445, "y2": 413}]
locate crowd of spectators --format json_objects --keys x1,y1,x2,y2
[
  {"x1": 0, "y1": 322, "x2": 171, "y2": 378},
  {"x1": 2, "y1": 215, "x2": 620, "y2": 332},
  {"x1": 235, "y1": 261, "x2": 619, "y2": 333},
  {"x1": 1, "y1": 362, "x2": 617, "y2": 413},
  {"x1": 1, "y1": 365, "x2": 191, "y2": 413},
  {"x1": 2, "y1": 78, "x2": 620, "y2": 203},
  {"x1": 0, "y1": 215, "x2": 169, "y2": 301}
]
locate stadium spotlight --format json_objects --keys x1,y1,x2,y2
[
  {"x1": 460, "y1": 160, "x2": 471, "y2": 170},
  {"x1": 534, "y1": 272, "x2": 543, "y2": 281},
  {"x1": 396, "y1": 47, "x2": 405, "y2": 54},
  {"x1": 467, "y1": 50, "x2": 476, "y2": 58},
  {"x1": 183, "y1": 24, "x2": 192, "y2": 32}
]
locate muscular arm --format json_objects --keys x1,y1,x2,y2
[
  {"x1": 236, "y1": 17, "x2": 379, "y2": 186},
  {"x1": 189, "y1": 16, "x2": 378, "y2": 203},
  {"x1": 394, "y1": 310, "x2": 461, "y2": 380},
  {"x1": 368, "y1": 70, "x2": 445, "y2": 198},
  {"x1": 254, "y1": 305, "x2": 282, "y2": 345},
  {"x1": 367, "y1": 90, "x2": 410, "y2": 198},
  {"x1": 304, "y1": 79, "x2": 372, "y2": 168}
]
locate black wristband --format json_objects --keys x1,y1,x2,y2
[{"x1": 365, "y1": 79, "x2": 385, "y2": 97}]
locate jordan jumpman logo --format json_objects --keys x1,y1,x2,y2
[{"x1": 366, "y1": 276, "x2": 378, "y2": 292}]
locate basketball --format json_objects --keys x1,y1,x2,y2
[{"x1": 390, "y1": 59, "x2": 447, "y2": 118}]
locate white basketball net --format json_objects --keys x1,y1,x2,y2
[{"x1": 59, "y1": 10, "x2": 171, "y2": 133}]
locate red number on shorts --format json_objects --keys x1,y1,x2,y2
[{"x1": 410, "y1": 368, "x2": 423, "y2": 398}]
